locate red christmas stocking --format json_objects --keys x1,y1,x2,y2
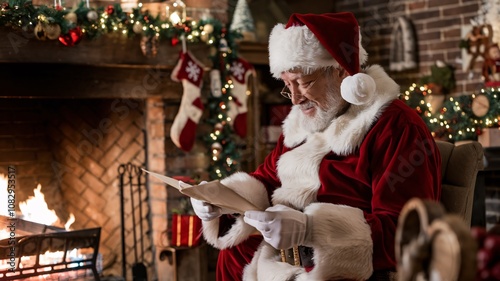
[
  {"x1": 170, "y1": 51, "x2": 205, "y2": 151},
  {"x1": 228, "y1": 57, "x2": 255, "y2": 138}
]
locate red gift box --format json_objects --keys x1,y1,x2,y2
[{"x1": 171, "y1": 214, "x2": 203, "y2": 247}]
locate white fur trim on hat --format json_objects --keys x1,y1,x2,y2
[
  {"x1": 268, "y1": 24, "x2": 368, "y2": 78},
  {"x1": 340, "y1": 72, "x2": 376, "y2": 105}
]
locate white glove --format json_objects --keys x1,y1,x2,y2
[
  {"x1": 244, "y1": 204, "x2": 310, "y2": 249},
  {"x1": 189, "y1": 181, "x2": 234, "y2": 221}
]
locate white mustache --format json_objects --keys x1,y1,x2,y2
[{"x1": 299, "y1": 101, "x2": 315, "y2": 111}]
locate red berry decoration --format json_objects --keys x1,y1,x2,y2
[
  {"x1": 1, "y1": 2, "x2": 10, "y2": 9},
  {"x1": 58, "y1": 27, "x2": 83, "y2": 47},
  {"x1": 171, "y1": 37, "x2": 179, "y2": 46},
  {"x1": 106, "y1": 5, "x2": 114, "y2": 15}
]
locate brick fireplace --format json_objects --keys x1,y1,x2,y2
[
  {"x1": 0, "y1": 91, "x2": 212, "y2": 279},
  {"x1": 0, "y1": 97, "x2": 168, "y2": 278}
]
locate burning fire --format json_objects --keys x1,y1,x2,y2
[
  {"x1": 19, "y1": 184, "x2": 59, "y2": 226},
  {"x1": 0, "y1": 174, "x2": 89, "y2": 280},
  {"x1": 0, "y1": 174, "x2": 9, "y2": 239},
  {"x1": 0, "y1": 176, "x2": 74, "y2": 232}
]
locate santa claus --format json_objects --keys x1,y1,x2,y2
[{"x1": 191, "y1": 12, "x2": 441, "y2": 281}]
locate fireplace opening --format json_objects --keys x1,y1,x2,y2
[{"x1": 0, "y1": 98, "x2": 164, "y2": 279}]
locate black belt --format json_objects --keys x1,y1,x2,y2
[
  {"x1": 281, "y1": 247, "x2": 396, "y2": 281},
  {"x1": 280, "y1": 246, "x2": 314, "y2": 267}
]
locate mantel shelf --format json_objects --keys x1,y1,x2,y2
[
  {"x1": 0, "y1": 28, "x2": 269, "y2": 99},
  {"x1": 0, "y1": 28, "x2": 214, "y2": 67}
]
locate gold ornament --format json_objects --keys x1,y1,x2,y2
[
  {"x1": 65, "y1": 12, "x2": 78, "y2": 24},
  {"x1": 37, "y1": 14, "x2": 48, "y2": 23},
  {"x1": 200, "y1": 32, "x2": 209, "y2": 42},
  {"x1": 34, "y1": 22, "x2": 46, "y2": 40},
  {"x1": 45, "y1": 23, "x2": 61, "y2": 40},
  {"x1": 203, "y1": 23, "x2": 214, "y2": 34},
  {"x1": 133, "y1": 22, "x2": 143, "y2": 34}
]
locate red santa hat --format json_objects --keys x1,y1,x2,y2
[{"x1": 268, "y1": 12, "x2": 376, "y2": 105}]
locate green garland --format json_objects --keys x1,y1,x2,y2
[
  {"x1": 0, "y1": 0, "x2": 240, "y2": 45},
  {"x1": 204, "y1": 34, "x2": 241, "y2": 180},
  {"x1": 403, "y1": 84, "x2": 500, "y2": 142}
]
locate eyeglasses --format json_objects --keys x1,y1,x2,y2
[
  {"x1": 279, "y1": 76, "x2": 319, "y2": 100},
  {"x1": 280, "y1": 86, "x2": 296, "y2": 99}
]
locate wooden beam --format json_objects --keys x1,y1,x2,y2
[
  {"x1": 0, "y1": 63, "x2": 185, "y2": 99},
  {"x1": 0, "y1": 28, "x2": 214, "y2": 99},
  {"x1": 0, "y1": 28, "x2": 212, "y2": 67}
]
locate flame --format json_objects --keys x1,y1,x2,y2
[
  {"x1": 65, "y1": 213, "x2": 75, "y2": 231},
  {"x1": 0, "y1": 175, "x2": 84, "y2": 277},
  {"x1": 0, "y1": 174, "x2": 11, "y2": 240},
  {"x1": 0, "y1": 175, "x2": 75, "y2": 230},
  {"x1": 0, "y1": 174, "x2": 9, "y2": 217},
  {"x1": 19, "y1": 184, "x2": 59, "y2": 226}
]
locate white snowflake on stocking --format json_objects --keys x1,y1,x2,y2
[
  {"x1": 186, "y1": 61, "x2": 201, "y2": 81},
  {"x1": 231, "y1": 62, "x2": 245, "y2": 80}
]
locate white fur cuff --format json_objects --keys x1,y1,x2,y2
[
  {"x1": 201, "y1": 172, "x2": 270, "y2": 249},
  {"x1": 304, "y1": 203, "x2": 373, "y2": 280}
]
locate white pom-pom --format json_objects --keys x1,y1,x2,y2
[{"x1": 340, "y1": 73, "x2": 376, "y2": 105}]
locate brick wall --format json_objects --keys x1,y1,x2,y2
[
  {"x1": 185, "y1": 0, "x2": 228, "y2": 23},
  {"x1": 336, "y1": 0, "x2": 482, "y2": 94}
]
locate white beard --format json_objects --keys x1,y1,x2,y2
[
  {"x1": 298, "y1": 103, "x2": 335, "y2": 133},
  {"x1": 298, "y1": 89, "x2": 343, "y2": 133}
]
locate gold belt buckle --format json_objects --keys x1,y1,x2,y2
[{"x1": 280, "y1": 246, "x2": 301, "y2": 266}]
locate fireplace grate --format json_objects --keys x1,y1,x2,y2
[{"x1": 0, "y1": 216, "x2": 101, "y2": 280}]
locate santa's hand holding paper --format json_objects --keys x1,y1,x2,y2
[
  {"x1": 244, "y1": 204, "x2": 311, "y2": 250},
  {"x1": 189, "y1": 181, "x2": 235, "y2": 221}
]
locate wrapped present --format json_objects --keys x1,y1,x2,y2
[{"x1": 171, "y1": 214, "x2": 202, "y2": 247}]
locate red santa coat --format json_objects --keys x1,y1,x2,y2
[{"x1": 201, "y1": 65, "x2": 441, "y2": 281}]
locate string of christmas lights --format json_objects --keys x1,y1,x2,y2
[
  {"x1": 205, "y1": 35, "x2": 241, "y2": 180},
  {"x1": 402, "y1": 83, "x2": 500, "y2": 142},
  {"x1": 0, "y1": 0, "x2": 239, "y2": 47}
]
